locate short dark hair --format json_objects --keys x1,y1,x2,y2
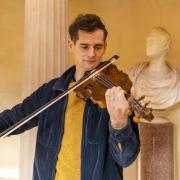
[{"x1": 69, "y1": 14, "x2": 108, "y2": 43}]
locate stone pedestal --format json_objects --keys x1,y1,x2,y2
[{"x1": 139, "y1": 117, "x2": 174, "y2": 180}]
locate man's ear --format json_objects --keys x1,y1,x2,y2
[
  {"x1": 105, "y1": 41, "x2": 107, "y2": 50},
  {"x1": 163, "y1": 43, "x2": 170, "y2": 53},
  {"x1": 68, "y1": 39, "x2": 75, "y2": 52},
  {"x1": 104, "y1": 41, "x2": 107, "y2": 52}
]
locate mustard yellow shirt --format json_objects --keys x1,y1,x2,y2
[{"x1": 55, "y1": 81, "x2": 85, "y2": 180}]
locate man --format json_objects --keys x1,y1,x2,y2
[{"x1": 0, "y1": 14, "x2": 140, "y2": 180}]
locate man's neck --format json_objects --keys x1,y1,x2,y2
[
  {"x1": 74, "y1": 69, "x2": 85, "y2": 82},
  {"x1": 145, "y1": 55, "x2": 171, "y2": 76}
]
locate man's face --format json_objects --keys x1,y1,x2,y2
[
  {"x1": 146, "y1": 32, "x2": 169, "y2": 58},
  {"x1": 68, "y1": 29, "x2": 107, "y2": 75}
]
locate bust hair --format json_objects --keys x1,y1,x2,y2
[{"x1": 151, "y1": 26, "x2": 172, "y2": 47}]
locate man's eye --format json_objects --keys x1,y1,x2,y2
[
  {"x1": 81, "y1": 46, "x2": 88, "y2": 49},
  {"x1": 96, "y1": 46, "x2": 102, "y2": 50}
]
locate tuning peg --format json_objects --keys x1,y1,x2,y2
[
  {"x1": 133, "y1": 115, "x2": 140, "y2": 123},
  {"x1": 128, "y1": 109, "x2": 133, "y2": 116},
  {"x1": 144, "y1": 101, "x2": 151, "y2": 107},
  {"x1": 151, "y1": 108, "x2": 165, "y2": 111},
  {"x1": 137, "y1": 95, "x2": 145, "y2": 101}
]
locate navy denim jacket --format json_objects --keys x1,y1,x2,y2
[{"x1": 0, "y1": 66, "x2": 140, "y2": 180}]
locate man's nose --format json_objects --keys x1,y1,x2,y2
[{"x1": 88, "y1": 47, "x2": 96, "y2": 57}]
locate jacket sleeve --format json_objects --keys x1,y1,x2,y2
[
  {"x1": 108, "y1": 116, "x2": 140, "y2": 167},
  {"x1": 0, "y1": 83, "x2": 49, "y2": 136}
]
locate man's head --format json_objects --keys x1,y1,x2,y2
[
  {"x1": 146, "y1": 27, "x2": 171, "y2": 58},
  {"x1": 69, "y1": 14, "x2": 108, "y2": 44},
  {"x1": 68, "y1": 14, "x2": 108, "y2": 79}
]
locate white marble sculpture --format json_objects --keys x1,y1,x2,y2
[{"x1": 129, "y1": 27, "x2": 180, "y2": 109}]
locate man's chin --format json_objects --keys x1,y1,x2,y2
[{"x1": 84, "y1": 63, "x2": 100, "y2": 72}]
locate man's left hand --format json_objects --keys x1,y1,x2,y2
[{"x1": 105, "y1": 86, "x2": 129, "y2": 129}]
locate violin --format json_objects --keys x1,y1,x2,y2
[
  {"x1": 75, "y1": 62, "x2": 154, "y2": 122},
  {"x1": 0, "y1": 55, "x2": 153, "y2": 138}
]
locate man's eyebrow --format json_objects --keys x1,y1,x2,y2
[
  {"x1": 95, "y1": 44, "x2": 104, "y2": 46},
  {"x1": 79, "y1": 43, "x2": 104, "y2": 46},
  {"x1": 79, "y1": 43, "x2": 89, "y2": 46}
]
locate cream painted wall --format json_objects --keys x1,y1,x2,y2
[
  {"x1": 0, "y1": 0, "x2": 180, "y2": 179},
  {"x1": 0, "y1": 0, "x2": 24, "y2": 175},
  {"x1": 68, "y1": 0, "x2": 180, "y2": 180}
]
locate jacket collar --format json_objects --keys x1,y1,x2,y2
[{"x1": 52, "y1": 65, "x2": 76, "y2": 91}]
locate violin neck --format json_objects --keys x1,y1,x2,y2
[{"x1": 95, "y1": 75, "x2": 154, "y2": 121}]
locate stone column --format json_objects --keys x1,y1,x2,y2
[
  {"x1": 139, "y1": 118, "x2": 174, "y2": 180},
  {"x1": 20, "y1": 0, "x2": 68, "y2": 180}
]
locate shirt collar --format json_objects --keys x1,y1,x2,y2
[{"x1": 52, "y1": 65, "x2": 76, "y2": 91}]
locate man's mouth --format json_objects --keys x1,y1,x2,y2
[{"x1": 83, "y1": 60, "x2": 97, "y2": 63}]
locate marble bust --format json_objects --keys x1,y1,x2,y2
[{"x1": 128, "y1": 27, "x2": 180, "y2": 109}]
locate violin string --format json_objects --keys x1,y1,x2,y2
[
  {"x1": 98, "y1": 75, "x2": 133, "y2": 96},
  {"x1": 97, "y1": 76, "x2": 134, "y2": 100},
  {"x1": 95, "y1": 75, "x2": 153, "y2": 120},
  {"x1": 95, "y1": 76, "x2": 110, "y2": 87},
  {"x1": 98, "y1": 75, "x2": 132, "y2": 98},
  {"x1": 96, "y1": 75, "x2": 115, "y2": 88},
  {"x1": 96, "y1": 75, "x2": 141, "y2": 108}
]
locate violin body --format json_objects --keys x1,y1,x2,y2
[{"x1": 75, "y1": 64, "x2": 132, "y2": 108}]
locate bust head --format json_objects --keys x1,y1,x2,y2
[{"x1": 146, "y1": 27, "x2": 171, "y2": 58}]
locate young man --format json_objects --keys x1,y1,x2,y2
[{"x1": 0, "y1": 14, "x2": 140, "y2": 180}]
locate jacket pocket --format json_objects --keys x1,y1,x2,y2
[
  {"x1": 86, "y1": 105, "x2": 109, "y2": 144},
  {"x1": 37, "y1": 100, "x2": 64, "y2": 149}
]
